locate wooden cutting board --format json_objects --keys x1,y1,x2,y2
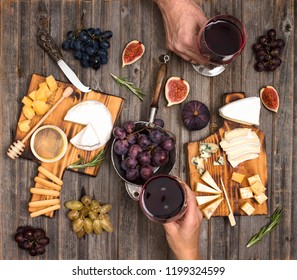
[
  {"x1": 15, "y1": 74, "x2": 124, "y2": 217},
  {"x1": 186, "y1": 93, "x2": 268, "y2": 216}
]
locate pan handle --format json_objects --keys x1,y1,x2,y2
[{"x1": 151, "y1": 63, "x2": 167, "y2": 109}]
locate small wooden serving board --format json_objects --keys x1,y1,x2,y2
[
  {"x1": 186, "y1": 93, "x2": 268, "y2": 216},
  {"x1": 15, "y1": 74, "x2": 124, "y2": 217}
]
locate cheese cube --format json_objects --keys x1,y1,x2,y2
[
  {"x1": 22, "y1": 106, "x2": 35, "y2": 120},
  {"x1": 231, "y1": 172, "x2": 245, "y2": 183},
  {"x1": 29, "y1": 90, "x2": 36, "y2": 101},
  {"x1": 46, "y1": 75, "x2": 58, "y2": 91},
  {"x1": 239, "y1": 187, "x2": 253, "y2": 199},
  {"x1": 247, "y1": 174, "x2": 262, "y2": 185},
  {"x1": 18, "y1": 119, "x2": 31, "y2": 132},
  {"x1": 250, "y1": 181, "x2": 266, "y2": 195},
  {"x1": 253, "y1": 193, "x2": 268, "y2": 204},
  {"x1": 241, "y1": 202, "x2": 255, "y2": 216},
  {"x1": 22, "y1": 96, "x2": 33, "y2": 107}
]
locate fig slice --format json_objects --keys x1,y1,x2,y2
[
  {"x1": 122, "y1": 40, "x2": 145, "y2": 67},
  {"x1": 165, "y1": 77, "x2": 190, "y2": 107},
  {"x1": 260, "y1": 85, "x2": 279, "y2": 113}
]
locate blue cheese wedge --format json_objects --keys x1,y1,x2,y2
[
  {"x1": 196, "y1": 194, "x2": 221, "y2": 206},
  {"x1": 201, "y1": 198, "x2": 224, "y2": 220},
  {"x1": 196, "y1": 183, "x2": 222, "y2": 194},
  {"x1": 199, "y1": 143, "x2": 219, "y2": 158},
  {"x1": 191, "y1": 156, "x2": 205, "y2": 175},
  {"x1": 218, "y1": 97, "x2": 261, "y2": 126},
  {"x1": 201, "y1": 171, "x2": 222, "y2": 193},
  {"x1": 213, "y1": 155, "x2": 224, "y2": 166}
]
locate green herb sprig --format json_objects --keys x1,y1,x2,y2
[
  {"x1": 246, "y1": 207, "x2": 283, "y2": 248},
  {"x1": 68, "y1": 150, "x2": 105, "y2": 169},
  {"x1": 110, "y1": 73, "x2": 145, "y2": 101}
]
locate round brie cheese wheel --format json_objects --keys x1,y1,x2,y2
[{"x1": 64, "y1": 100, "x2": 113, "y2": 150}]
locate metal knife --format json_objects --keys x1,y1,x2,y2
[{"x1": 37, "y1": 29, "x2": 91, "y2": 93}]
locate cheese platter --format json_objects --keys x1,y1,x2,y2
[
  {"x1": 187, "y1": 92, "x2": 268, "y2": 218},
  {"x1": 13, "y1": 74, "x2": 124, "y2": 217}
]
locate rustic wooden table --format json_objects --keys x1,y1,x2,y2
[{"x1": 0, "y1": 0, "x2": 295, "y2": 260}]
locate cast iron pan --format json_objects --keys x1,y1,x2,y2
[{"x1": 111, "y1": 57, "x2": 176, "y2": 200}]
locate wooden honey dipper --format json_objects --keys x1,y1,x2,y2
[{"x1": 7, "y1": 86, "x2": 74, "y2": 159}]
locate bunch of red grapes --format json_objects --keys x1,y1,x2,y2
[
  {"x1": 253, "y1": 29, "x2": 285, "y2": 72},
  {"x1": 113, "y1": 119, "x2": 175, "y2": 182},
  {"x1": 14, "y1": 226, "x2": 50, "y2": 256}
]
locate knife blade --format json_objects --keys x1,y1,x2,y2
[{"x1": 37, "y1": 29, "x2": 91, "y2": 93}]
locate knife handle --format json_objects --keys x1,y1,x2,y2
[{"x1": 37, "y1": 29, "x2": 63, "y2": 62}]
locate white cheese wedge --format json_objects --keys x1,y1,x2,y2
[
  {"x1": 201, "y1": 198, "x2": 224, "y2": 220},
  {"x1": 228, "y1": 153, "x2": 259, "y2": 168},
  {"x1": 219, "y1": 97, "x2": 261, "y2": 126},
  {"x1": 70, "y1": 123, "x2": 101, "y2": 151},
  {"x1": 201, "y1": 171, "x2": 221, "y2": 193},
  {"x1": 196, "y1": 183, "x2": 222, "y2": 194},
  {"x1": 227, "y1": 144, "x2": 261, "y2": 160},
  {"x1": 196, "y1": 194, "x2": 221, "y2": 206},
  {"x1": 64, "y1": 100, "x2": 113, "y2": 150}
]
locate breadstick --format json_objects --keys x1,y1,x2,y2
[
  {"x1": 28, "y1": 199, "x2": 60, "y2": 208},
  {"x1": 34, "y1": 177, "x2": 62, "y2": 191},
  {"x1": 29, "y1": 188, "x2": 60, "y2": 197},
  {"x1": 37, "y1": 166, "x2": 63, "y2": 185},
  {"x1": 30, "y1": 204, "x2": 61, "y2": 218}
]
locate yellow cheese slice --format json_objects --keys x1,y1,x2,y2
[
  {"x1": 196, "y1": 183, "x2": 222, "y2": 194},
  {"x1": 196, "y1": 194, "x2": 221, "y2": 206},
  {"x1": 201, "y1": 171, "x2": 221, "y2": 193},
  {"x1": 201, "y1": 198, "x2": 224, "y2": 220}
]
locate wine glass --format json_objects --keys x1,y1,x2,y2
[{"x1": 192, "y1": 14, "x2": 246, "y2": 77}]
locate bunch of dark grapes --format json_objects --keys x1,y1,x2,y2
[
  {"x1": 113, "y1": 119, "x2": 175, "y2": 182},
  {"x1": 253, "y1": 29, "x2": 285, "y2": 72},
  {"x1": 62, "y1": 13, "x2": 112, "y2": 70},
  {"x1": 14, "y1": 226, "x2": 50, "y2": 256}
]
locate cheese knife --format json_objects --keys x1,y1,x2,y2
[
  {"x1": 220, "y1": 178, "x2": 236, "y2": 226},
  {"x1": 37, "y1": 29, "x2": 91, "y2": 93}
]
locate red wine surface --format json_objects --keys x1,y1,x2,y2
[
  {"x1": 142, "y1": 176, "x2": 184, "y2": 220},
  {"x1": 205, "y1": 20, "x2": 243, "y2": 55}
]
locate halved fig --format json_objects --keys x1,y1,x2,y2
[
  {"x1": 165, "y1": 77, "x2": 190, "y2": 107},
  {"x1": 122, "y1": 40, "x2": 145, "y2": 67},
  {"x1": 260, "y1": 85, "x2": 279, "y2": 113}
]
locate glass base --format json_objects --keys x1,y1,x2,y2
[{"x1": 192, "y1": 63, "x2": 227, "y2": 77}]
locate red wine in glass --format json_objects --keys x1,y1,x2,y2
[
  {"x1": 193, "y1": 15, "x2": 246, "y2": 77},
  {"x1": 139, "y1": 175, "x2": 187, "y2": 223}
]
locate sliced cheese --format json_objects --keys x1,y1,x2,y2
[
  {"x1": 196, "y1": 183, "x2": 221, "y2": 194},
  {"x1": 70, "y1": 123, "x2": 101, "y2": 151},
  {"x1": 227, "y1": 144, "x2": 261, "y2": 160},
  {"x1": 228, "y1": 153, "x2": 259, "y2": 168},
  {"x1": 196, "y1": 194, "x2": 221, "y2": 206},
  {"x1": 220, "y1": 133, "x2": 259, "y2": 150},
  {"x1": 241, "y1": 202, "x2": 255, "y2": 216},
  {"x1": 64, "y1": 100, "x2": 113, "y2": 150},
  {"x1": 253, "y1": 193, "x2": 268, "y2": 204},
  {"x1": 201, "y1": 171, "x2": 221, "y2": 193},
  {"x1": 239, "y1": 187, "x2": 253, "y2": 199},
  {"x1": 201, "y1": 198, "x2": 224, "y2": 220},
  {"x1": 219, "y1": 97, "x2": 261, "y2": 126},
  {"x1": 224, "y1": 128, "x2": 253, "y2": 142}
]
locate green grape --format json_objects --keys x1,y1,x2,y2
[
  {"x1": 93, "y1": 219, "x2": 102, "y2": 235},
  {"x1": 72, "y1": 218, "x2": 84, "y2": 233},
  {"x1": 83, "y1": 218, "x2": 93, "y2": 234},
  {"x1": 65, "y1": 200, "x2": 83, "y2": 210}
]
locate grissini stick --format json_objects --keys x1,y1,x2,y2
[
  {"x1": 28, "y1": 199, "x2": 60, "y2": 208},
  {"x1": 30, "y1": 204, "x2": 61, "y2": 218},
  {"x1": 220, "y1": 178, "x2": 236, "y2": 226},
  {"x1": 37, "y1": 166, "x2": 63, "y2": 185},
  {"x1": 34, "y1": 176, "x2": 62, "y2": 191},
  {"x1": 7, "y1": 86, "x2": 73, "y2": 159}
]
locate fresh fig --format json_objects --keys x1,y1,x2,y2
[
  {"x1": 260, "y1": 85, "x2": 279, "y2": 113},
  {"x1": 181, "y1": 101, "x2": 210, "y2": 131},
  {"x1": 122, "y1": 40, "x2": 145, "y2": 67},
  {"x1": 165, "y1": 77, "x2": 190, "y2": 106}
]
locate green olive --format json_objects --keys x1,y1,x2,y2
[
  {"x1": 83, "y1": 218, "x2": 93, "y2": 234},
  {"x1": 93, "y1": 219, "x2": 102, "y2": 235},
  {"x1": 65, "y1": 200, "x2": 83, "y2": 211}
]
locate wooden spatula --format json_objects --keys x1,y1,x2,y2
[{"x1": 220, "y1": 178, "x2": 236, "y2": 226}]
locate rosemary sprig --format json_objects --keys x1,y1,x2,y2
[
  {"x1": 67, "y1": 150, "x2": 105, "y2": 169},
  {"x1": 110, "y1": 73, "x2": 145, "y2": 101},
  {"x1": 246, "y1": 207, "x2": 283, "y2": 248}
]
